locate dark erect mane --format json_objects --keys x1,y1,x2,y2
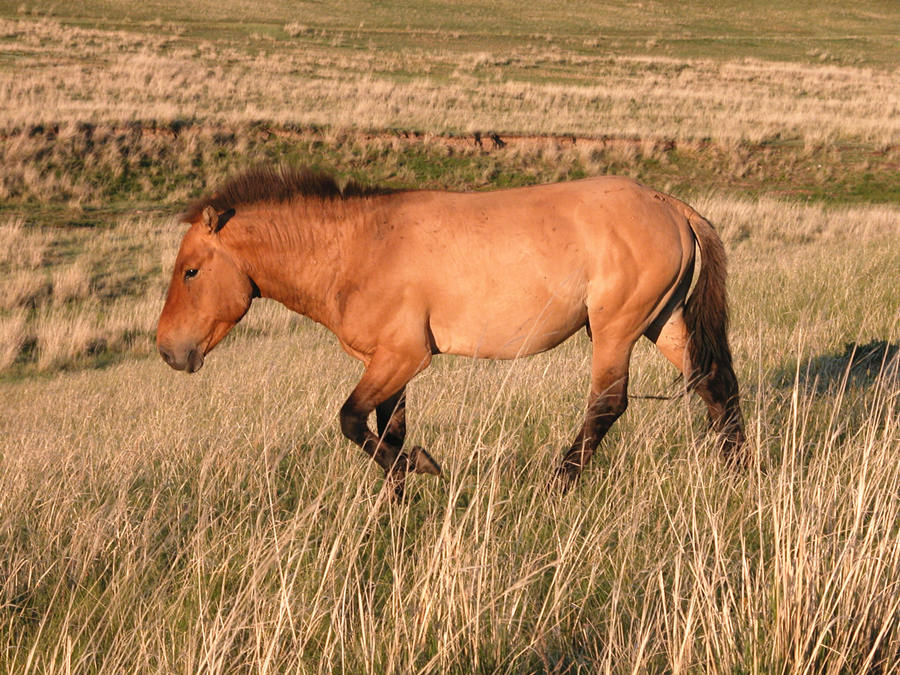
[{"x1": 182, "y1": 165, "x2": 391, "y2": 223}]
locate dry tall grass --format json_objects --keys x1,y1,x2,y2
[
  {"x1": 2, "y1": 119, "x2": 895, "y2": 213},
  {"x1": 0, "y1": 216, "x2": 171, "y2": 375},
  {"x1": 0, "y1": 216, "x2": 48, "y2": 268},
  {"x1": 0, "y1": 309, "x2": 26, "y2": 370}
]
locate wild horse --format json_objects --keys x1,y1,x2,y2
[{"x1": 157, "y1": 166, "x2": 745, "y2": 498}]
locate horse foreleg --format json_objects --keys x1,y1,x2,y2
[
  {"x1": 376, "y1": 386, "x2": 407, "y2": 447},
  {"x1": 339, "y1": 349, "x2": 440, "y2": 500},
  {"x1": 554, "y1": 341, "x2": 633, "y2": 491}
]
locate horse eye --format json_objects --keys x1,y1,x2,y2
[{"x1": 184, "y1": 268, "x2": 199, "y2": 281}]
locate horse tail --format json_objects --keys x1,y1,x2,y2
[{"x1": 683, "y1": 212, "x2": 734, "y2": 388}]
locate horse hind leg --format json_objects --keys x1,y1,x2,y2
[
  {"x1": 555, "y1": 337, "x2": 633, "y2": 490},
  {"x1": 648, "y1": 309, "x2": 746, "y2": 463}
]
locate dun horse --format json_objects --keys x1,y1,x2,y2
[{"x1": 157, "y1": 166, "x2": 745, "y2": 498}]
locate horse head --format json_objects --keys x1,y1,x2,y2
[{"x1": 156, "y1": 206, "x2": 255, "y2": 373}]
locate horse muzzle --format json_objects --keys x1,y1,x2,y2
[{"x1": 158, "y1": 345, "x2": 205, "y2": 373}]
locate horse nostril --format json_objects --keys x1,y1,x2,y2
[{"x1": 159, "y1": 346, "x2": 176, "y2": 367}]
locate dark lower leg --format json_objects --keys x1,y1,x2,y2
[
  {"x1": 341, "y1": 398, "x2": 439, "y2": 500},
  {"x1": 556, "y1": 388, "x2": 627, "y2": 488},
  {"x1": 376, "y1": 388, "x2": 406, "y2": 448},
  {"x1": 341, "y1": 400, "x2": 404, "y2": 473},
  {"x1": 375, "y1": 389, "x2": 440, "y2": 477},
  {"x1": 338, "y1": 350, "x2": 436, "y2": 499}
]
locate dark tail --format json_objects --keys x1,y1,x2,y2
[
  {"x1": 684, "y1": 213, "x2": 733, "y2": 386},
  {"x1": 684, "y1": 212, "x2": 746, "y2": 458}
]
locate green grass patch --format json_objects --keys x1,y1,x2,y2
[
  {"x1": 3, "y1": 0, "x2": 897, "y2": 67},
  {"x1": 3, "y1": 122, "x2": 898, "y2": 212}
]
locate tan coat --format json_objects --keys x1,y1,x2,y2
[{"x1": 157, "y1": 168, "x2": 745, "y2": 498}]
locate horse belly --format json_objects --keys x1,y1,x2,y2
[{"x1": 429, "y1": 285, "x2": 588, "y2": 359}]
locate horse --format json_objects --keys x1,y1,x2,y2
[{"x1": 156, "y1": 165, "x2": 745, "y2": 499}]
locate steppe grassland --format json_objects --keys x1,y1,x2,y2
[
  {"x1": 2, "y1": 17, "x2": 898, "y2": 144},
  {"x1": 1, "y1": 2, "x2": 900, "y2": 672}
]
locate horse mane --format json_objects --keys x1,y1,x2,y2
[{"x1": 182, "y1": 165, "x2": 391, "y2": 223}]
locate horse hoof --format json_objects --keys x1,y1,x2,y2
[
  {"x1": 549, "y1": 467, "x2": 577, "y2": 495},
  {"x1": 391, "y1": 481, "x2": 406, "y2": 502},
  {"x1": 409, "y1": 445, "x2": 442, "y2": 476},
  {"x1": 382, "y1": 471, "x2": 407, "y2": 502},
  {"x1": 721, "y1": 432, "x2": 750, "y2": 471}
]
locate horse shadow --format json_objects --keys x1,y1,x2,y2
[{"x1": 774, "y1": 339, "x2": 900, "y2": 394}]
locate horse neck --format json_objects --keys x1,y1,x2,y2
[{"x1": 221, "y1": 198, "x2": 366, "y2": 329}]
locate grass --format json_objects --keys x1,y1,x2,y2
[
  {"x1": 4, "y1": 122, "x2": 898, "y2": 217},
  {"x1": 0, "y1": 12, "x2": 897, "y2": 142},
  {"x1": 1, "y1": 1, "x2": 900, "y2": 672},
  {"x1": 4, "y1": 0, "x2": 899, "y2": 67}
]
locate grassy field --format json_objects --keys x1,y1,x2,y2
[{"x1": 2, "y1": 1, "x2": 900, "y2": 672}]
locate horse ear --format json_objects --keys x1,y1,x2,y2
[
  {"x1": 201, "y1": 205, "x2": 218, "y2": 234},
  {"x1": 201, "y1": 206, "x2": 235, "y2": 234}
]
